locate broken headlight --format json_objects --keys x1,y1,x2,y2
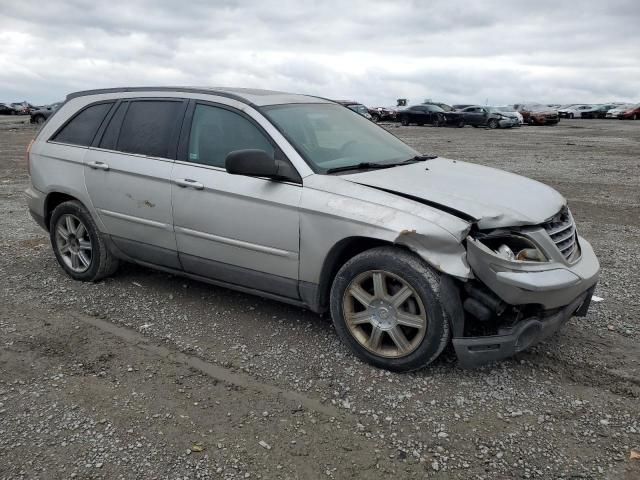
[{"x1": 478, "y1": 235, "x2": 548, "y2": 262}]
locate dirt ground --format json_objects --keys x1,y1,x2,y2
[{"x1": 0, "y1": 115, "x2": 639, "y2": 479}]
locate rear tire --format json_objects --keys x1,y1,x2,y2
[
  {"x1": 35, "y1": 115, "x2": 45, "y2": 125},
  {"x1": 330, "y1": 247, "x2": 450, "y2": 372},
  {"x1": 50, "y1": 200, "x2": 119, "y2": 282}
]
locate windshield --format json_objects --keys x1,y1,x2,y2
[{"x1": 262, "y1": 103, "x2": 419, "y2": 172}]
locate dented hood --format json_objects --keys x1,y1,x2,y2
[{"x1": 342, "y1": 158, "x2": 565, "y2": 229}]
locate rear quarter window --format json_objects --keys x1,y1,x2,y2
[{"x1": 51, "y1": 102, "x2": 113, "y2": 146}]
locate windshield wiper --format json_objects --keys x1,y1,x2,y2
[{"x1": 325, "y1": 155, "x2": 437, "y2": 174}]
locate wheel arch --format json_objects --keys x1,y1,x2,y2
[
  {"x1": 310, "y1": 236, "x2": 395, "y2": 313},
  {"x1": 44, "y1": 191, "x2": 82, "y2": 230}
]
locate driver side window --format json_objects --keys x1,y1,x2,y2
[{"x1": 188, "y1": 104, "x2": 274, "y2": 168}]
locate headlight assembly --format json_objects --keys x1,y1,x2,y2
[{"x1": 477, "y1": 234, "x2": 548, "y2": 262}]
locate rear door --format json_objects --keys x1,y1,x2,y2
[
  {"x1": 84, "y1": 98, "x2": 187, "y2": 268},
  {"x1": 171, "y1": 100, "x2": 302, "y2": 298}
]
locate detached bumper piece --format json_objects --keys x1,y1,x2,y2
[{"x1": 453, "y1": 287, "x2": 594, "y2": 368}]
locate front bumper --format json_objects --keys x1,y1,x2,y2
[
  {"x1": 498, "y1": 118, "x2": 518, "y2": 128},
  {"x1": 466, "y1": 234, "x2": 599, "y2": 309},
  {"x1": 453, "y1": 286, "x2": 594, "y2": 368}
]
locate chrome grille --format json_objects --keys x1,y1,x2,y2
[{"x1": 542, "y1": 207, "x2": 579, "y2": 260}]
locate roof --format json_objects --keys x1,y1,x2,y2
[{"x1": 65, "y1": 86, "x2": 332, "y2": 107}]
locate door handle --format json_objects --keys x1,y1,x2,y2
[
  {"x1": 87, "y1": 161, "x2": 109, "y2": 171},
  {"x1": 174, "y1": 178, "x2": 204, "y2": 190}
]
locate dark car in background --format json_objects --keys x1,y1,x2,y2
[
  {"x1": 10, "y1": 102, "x2": 34, "y2": 115},
  {"x1": 580, "y1": 104, "x2": 618, "y2": 119},
  {"x1": 399, "y1": 104, "x2": 464, "y2": 127},
  {"x1": 30, "y1": 102, "x2": 63, "y2": 125},
  {"x1": 368, "y1": 106, "x2": 398, "y2": 122},
  {"x1": 0, "y1": 103, "x2": 18, "y2": 115},
  {"x1": 458, "y1": 106, "x2": 519, "y2": 129}
]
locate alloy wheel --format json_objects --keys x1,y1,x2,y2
[
  {"x1": 55, "y1": 214, "x2": 93, "y2": 273},
  {"x1": 342, "y1": 270, "x2": 427, "y2": 358}
]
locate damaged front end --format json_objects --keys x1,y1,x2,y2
[{"x1": 442, "y1": 207, "x2": 600, "y2": 368}]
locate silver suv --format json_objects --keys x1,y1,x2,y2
[{"x1": 26, "y1": 87, "x2": 600, "y2": 371}]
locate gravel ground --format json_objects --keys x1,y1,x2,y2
[{"x1": 0, "y1": 116, "x2": 639, "y2": 479}]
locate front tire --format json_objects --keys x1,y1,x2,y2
[
  {"x1": 487, "y1": 119, "x2": 499, "y2": 129},
  {"x1": 400, "y1": 116, "x2": 409, "y2": 126},
  {"x1": 50, "y1": 200, "x2": 119, "y2": 281},
  {"x1": 371, "y1": 113, "x2": 380, "y2": 123},
  {"x1": 330, "y1": 247, "x2": 450, "y2": 372}
]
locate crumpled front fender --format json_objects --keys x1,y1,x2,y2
[{"x1": 395, "y1": 230, "x2": 472, "y2": 280}]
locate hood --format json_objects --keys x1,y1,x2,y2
[{"x1": 342, "y1": 158, "x2": 566, "y2": 229}]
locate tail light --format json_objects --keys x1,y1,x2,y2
[{"x1": 26, "y1": 138, "x2": 34, "y2": 176}]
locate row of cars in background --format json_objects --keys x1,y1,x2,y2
[
  {"x1": 340, "y1": 99, "x2": 640, "y2": 128},
  {"x1": 0, "y1": 101, "x2": 63, "y2": 124},
  {"x1": 557, "y1": 103, "x2": 640, "y2": 120},
  {"x1": 0, "y1": 101, "x2": 36, "y2": 115}
]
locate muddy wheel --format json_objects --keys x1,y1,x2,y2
[
  {"x1": 50, "y1": 200, "x2": 119, "y2": 282},
  {"x1": 330, "y1": 247, "x2": 449, "y2": 372}
]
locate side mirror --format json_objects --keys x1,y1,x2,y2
[
  {"x1": 225, "y1": 149, "x2": 301, "y2": 183},
  {"x1": 226, "y1": 149, "x2": 278, "y2": 177}
]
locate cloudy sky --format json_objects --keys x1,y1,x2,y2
[{"x1": 1, "y1": 0, "x2": 639, "y2": 106}]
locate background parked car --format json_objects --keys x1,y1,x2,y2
[
  {"x1": 513, "y1": 104, "x2": 560, "y2": 125},
  {"x1": 580, "y1": 104, "x2": 619, "y2": 119},
  {"x1": 335, "y1": 100, "x2": 373, "y2": 120},
  {"x1": 605, "y1": 104, "x2": 633, "y2": 118},
  {"x1": 30, "y1": 102, "x2": 63, "y2": 125},
  {"x1": 558, "y1": 104, "x2": 592, "y2": 118},
  {"x1": 9, "y1": 101, "x2": 34, "y2": 115},
  {"x1": 368, "y1": 106, "x2": 398, "y2": 122},
  {"x1": 0, "y1": 103, "x2": 17, "y2": 115},
  {"x1": 617, "y1": 104, "x2": 640, "y2": 120},
  {"x1": 399, "y1": 104, "x2": 464, "y2": 127},
  {"x1": 457, "y1": 106, "x2": 518, "y2": 129},
  {"x1": 496, "y1": 106, "x2": 523, "y2": 124}
]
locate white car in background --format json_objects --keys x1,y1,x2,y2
[
  {"x1": 558, "y1": 104, "x2": 591, "y2": 119},
  {"x1": 496, "y1": 106, "x2": 523, "y2": 124},
  {"x1": 605, "y1": 104, "x2": 633, "y2": 118}
]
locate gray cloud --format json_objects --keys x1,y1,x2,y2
[{"x1": 0, "y1": 0, "x2": 638, "y2": 106}]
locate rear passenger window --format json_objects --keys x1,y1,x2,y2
[
  {"x1": 187, "y1": 104, "x2": 274, "y2": 168},
  {"x1": 117, "y1": 101, "x2": 182, "y2": 158},
  {"x1": 52, "y1": 103, "x2": 113, "y2": 146}
]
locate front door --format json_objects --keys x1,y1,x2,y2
[{"x1": 171, "y1": 101, "x2": 302, "y2": 299}]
